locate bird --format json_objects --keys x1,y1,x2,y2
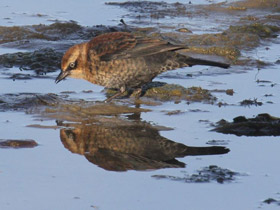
[{"x1": 56, "y1": 32, "x2": 230, "y2": 102}]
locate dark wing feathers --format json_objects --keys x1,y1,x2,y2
[
  {"x1": 117, "y1": 37, "x2": 186, "y2": 59},
  {"x1": 88, "y1": 32, "x2": 186, "y2": 61},
  {"x1": 88, "y1": 32, "x2": 136, "y2": 60}
]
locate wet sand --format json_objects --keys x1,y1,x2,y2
[{"x1": 0, "y1": 0, "x2": 280, "y2": 209}]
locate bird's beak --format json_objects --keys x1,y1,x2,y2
[{"x1": 55, "y1": 70, "x2": 69, "y2": 84}]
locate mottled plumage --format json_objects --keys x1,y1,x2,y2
[{"x1": 56, "y1": 32, "x2": 230, "y2": 101}]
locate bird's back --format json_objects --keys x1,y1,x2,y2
[{"x1": 84, "y1": 32, "x2": 189, "y2": 88}]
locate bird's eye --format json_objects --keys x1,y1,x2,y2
[{"x1": 69, "y1": 62, "x2": 76, "y2": 69}]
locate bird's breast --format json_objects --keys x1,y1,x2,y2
[{"x1": 84, "y1": 58, "x2": 150, "y2": 89}]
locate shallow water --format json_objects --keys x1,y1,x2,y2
[{"x1": 1, "y1": 1, "x2": 280, "y2": 210}]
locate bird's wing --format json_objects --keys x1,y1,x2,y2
[{"x1": 87, "y1": 32, "x2": 186, "y2": 61}]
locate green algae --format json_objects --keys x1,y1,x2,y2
[
  {"x1": 227, "y1": 23, "x2": 280, "y2": 38},
  {"x1": 144, "y1": 84, "x2": 216, "y2": 103},
  {"x1": 0, "y1": 25, "x2": 51, "y2": 44},
  {"x1": 106, "y1": 82, "x2": 216, "y2": 103},
  {"x1": 34, "y1": 21, "x2": 82, "y2": 35},
  {"x1": 232, "y1": 0, "x2": 280, "y2": 10},
  {"x1": 0, "y1": 21, "x2": 83, "y2": 43},
  {"x1": 0, "y1": 21, "x2": 128, "y2": 45},
  {"x1": 160, "y1": 23, "x2": 280, "y2": 62},
  {"x1": 185, "y1": 46, "x2": 240, "y2": 61}
]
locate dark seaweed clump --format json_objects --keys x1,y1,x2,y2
[
  {"x1": 263, "y1": 198, "x2": 280, "y2": 206},
  {"x1": 0, "y1": 139, "x2": 38, "y2": 148},
  {"x1": 106, "y1": 1, "x2": 187, "y2": 19},
  {"x1": 0, "y1": 22, "x2": 83, "y2": 43},
  {"x1": 213, "y1": 113, "x2": 280, "y2": 136},
  {"x1": 0, "y1": 48, "x2": 63, "y2": 75},
  {"x1": 240, "y1": 98, "x2": 263, "y2": 106},
  {"x1": 0, "y1": 21, "x2": 129, "y2": 45},
  {"x1": 152, "y1": 165, "x2": 243, "y2": 184},
  {"x1": 0, "y1": 93, "x2": 60, "y2": 112}
]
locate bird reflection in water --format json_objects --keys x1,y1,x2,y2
[{"x1": 58, "y1": 117, "x2": 229, "y2": 171}]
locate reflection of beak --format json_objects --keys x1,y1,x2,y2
[{"x1": 55, "y1": 71, "x2": 69, "y2": 84}]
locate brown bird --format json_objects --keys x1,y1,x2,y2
[{"x1": 56, "y1": 32, "x2": 230, "y2": 102}]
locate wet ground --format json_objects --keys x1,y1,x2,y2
[{"x1": 1, "y1": 0, "x2": 280, "y2": 209}]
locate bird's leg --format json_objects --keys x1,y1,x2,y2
[
  {"x1": 104, "y1": 86, "x2": 126, "y2": 103},
  {"x1": 131, "y1": 87, "x2": 143, "y2": 100}
]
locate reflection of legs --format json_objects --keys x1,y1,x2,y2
[{"x1": 127, "y1": 102, "x2": 141, "y2": 121}]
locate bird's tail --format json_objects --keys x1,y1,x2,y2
[{"x1": 145, "y1": 51, "x2": 230, "y2": 73}]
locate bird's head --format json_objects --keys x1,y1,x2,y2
[{"x1": 55, "y1": 43, "x2": 87, "y2": 84}]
